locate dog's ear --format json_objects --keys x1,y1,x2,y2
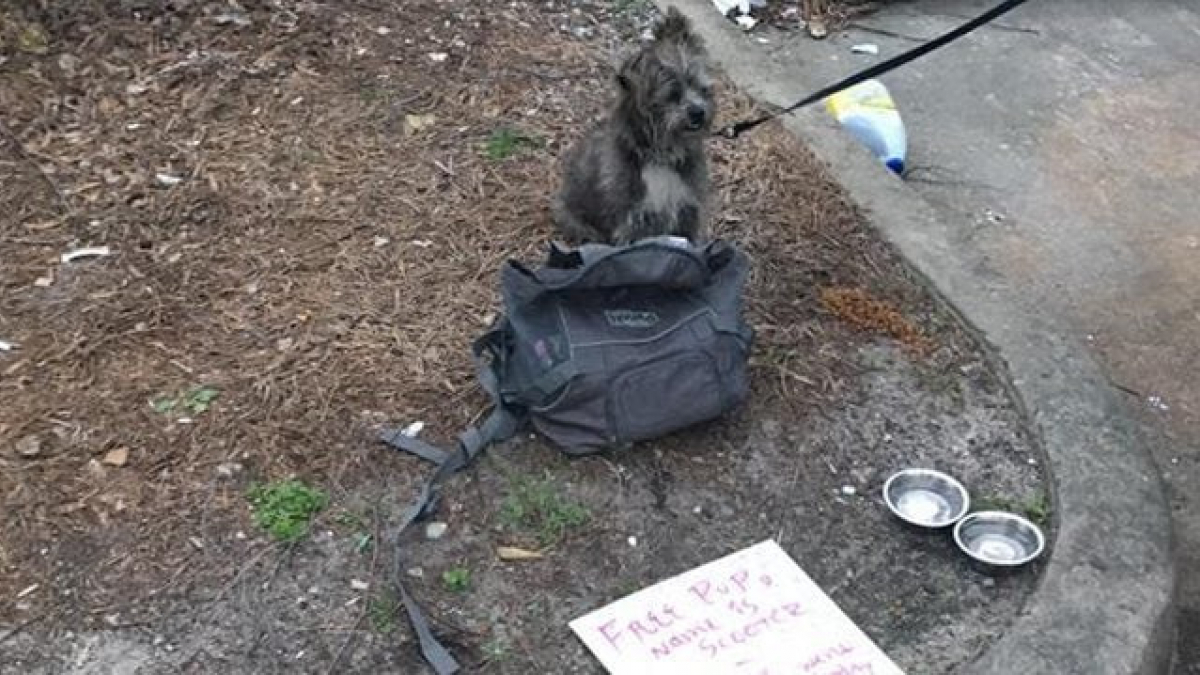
[
  {"x1": 653, "y1": 7, "x2": 699, "y2": 48},
  {"x1": 616, "y1": 51, "x2": 643, "y2": 92}
]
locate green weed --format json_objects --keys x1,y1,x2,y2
[
  {"x1": 482, "y1": 634, "x2": 510, "y2": 662},
  {"x1": 151, "y1": 385, "x2": 220, "y2": 416},
  {"x1": 612, "y1": 0, "x2": 650, "y2": 15},
  {"x1": 973, "y1": 492, "x2": 1051, "y2": 526},
  {"x1": 246, "y1": 480, "x2": 328, "y2": 542},
  {"x1": 369, "y1": 590, "x2": 399, "y2": 633},
  {"x1": 441, "y1": 566, "x2": 471, "y2": 593},
  {"x1": 484, "y1": 128, "x2": 542, "y2": 161},
  {"x1": 500, "y1": 475, "x2": 589, "y2": 546}
]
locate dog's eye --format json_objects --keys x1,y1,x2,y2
[{"x1": 667, "y1": 82, "x2": 684, "y2": 103}]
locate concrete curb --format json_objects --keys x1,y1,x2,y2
[{"x1": 657, "y1": 1, "x2": 1178, "y2": 672}]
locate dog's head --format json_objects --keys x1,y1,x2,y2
[{"x1": 617, "y1": 7, "x2": 714, "y2": 140}]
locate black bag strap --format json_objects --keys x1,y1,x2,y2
[{"x1": 378, "y1": 324, "x2": 526, "y2": 675}]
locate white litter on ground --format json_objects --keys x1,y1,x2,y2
[{"x1": 60, "y1": 246, "x2": 113, "y2": 263}]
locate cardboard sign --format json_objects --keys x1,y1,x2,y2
[{"x1": 570, "y1": 540, "x2": 905, "y2": 675}]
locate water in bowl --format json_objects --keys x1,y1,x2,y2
[
  {"x1": 966, "y1": 532, "x2": 1025, "y2": 562},
  {"x1": 896, "y1": 488, "x2": 954, "y2": 525}
]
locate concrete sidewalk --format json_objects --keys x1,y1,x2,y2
[{"x1": 668, "y1": 0, "x2": 1196, "y2": 671}]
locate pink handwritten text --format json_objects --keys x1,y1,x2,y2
[
  {"x1": 597, "y1": 603, "x2": 687, "y2": 653},
  {"x1": 801, "y1": 643, "x2": 856, "y2": 672},
  {"x1": 698, "y1": 602, "x2": 807, "y2": 657}
]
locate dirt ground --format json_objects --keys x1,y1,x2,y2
[{"x1": 1, "y1": 1, "x2": 1044, "y2": 673}]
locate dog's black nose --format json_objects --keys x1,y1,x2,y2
[{"x1": 687, "y1": 105, "x2": 707, "y2": 128}]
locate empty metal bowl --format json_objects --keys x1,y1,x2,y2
[
  {"x1": 882, "y1": 469, "x2": 970, "y2": 529},
  {"x1": 953, "y1": 511, "x2": 1046, "y2": 570}
]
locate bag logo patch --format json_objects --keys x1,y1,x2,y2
[{"x1": 604, "y1": 309, "x2": 659, "y2": 329}]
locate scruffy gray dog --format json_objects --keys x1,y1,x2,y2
[{"x1": 553, "y1": 7, "x2": 714, "y2": 245}]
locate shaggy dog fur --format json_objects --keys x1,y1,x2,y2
[{"x1": 552, "y1": 7, "x2": 715, "y2": 245}]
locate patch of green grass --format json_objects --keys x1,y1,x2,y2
[
  {"x1": 482, "y1": 634, "x2": 510, "y2": 662},
  {"x1": 612, "y1": 578, "x2": 643, "y2": 600},
  {"x1": 246, "y1": 480, "x2": 328, "y2": 542},
  {"x1": 359, "y1": 86, "x2": 384, "y2": 104},
  {"x1": 150, "y1": 385, "x2": 220, "y2": 416},
  {"x1": 1021, "y1": 492, "x2": 1051, "y2": 526},
  {"x1": 611, "y1": 0, "x2": 650, "y2": 15},
  {"x1": 500, "y1": 475, "x2": 589, "y2": 546},
  {"x1": 151, "y1": 395, "x2": 177, "y2": 414},
  {"x1": 973, "y1": 492, "x2": 1051, "y2": 526},
  {"x1": 334, "y1": 510, "x2": 373, "y2": 553},
  {"x1": 334, "y1": 510, "x2": 367, "y2": 530},
  {"x1": 368, "y1": 590, "x2": 399, "y2": 633},
  {"x1": 441, "y1": 566, "x2": 471, "y2": 593},
  {"x1": 184, "y1": 386, "x2": 220, "y2": 414},
  {"x1": 484, "y1": 128, "x2": 542, "y2": 161},
  {"x1": 353, "y1": 532, "x2": 373, "y2": 553}
]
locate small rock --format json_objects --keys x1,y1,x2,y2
[
  {"x1": 807, "y1": 19, "x2": 828, "y2": 39},
  {"x1": 350, "y1": 579, "x2": 370, "y2": 591},
  {"x1": 188, "y1": 537, "x2": 204, "y2": 550},
  {"x1": 982, "y1": 578, "x2": 996, "y2": 588},
  {"x1": 627, "y1": 536, "x2": 638, "y2": 547},
  {"x1": 372, "y1": 236, "x2": 390, "y2": 248},
  {"x1": 34, "y1": 275, "x2": 54, "y2": 287},
  {"x1": 375, "y1": 26, "x2": 392, "y2": 35},
  {"x1": 404, "y1": 114, "x2": 437, "y2": 135},
  {"x1": 216, "y1": 462, "x2": 243, "y2": 478},
  {"x1": 307, "y1": 585, "x2": 319, "y2": 595},
  {"x1": 153, "y1": 635, "x2": 166, "y2": 646},
  {"x1": 851, "y1": 43, "x2": 879, "y2": 55},
  {"x1": 425, "y1": 521, "x2": 448, "y2": 540},
  {"x1": 214, "y1": 12, "x2": 252, "y2": 27},
  {"x1": 406, "y1": 567, "x2": 425, "y2": 579},
  {"x1": 58, "y1": 53, "x2": 80, "y2": 75},
  {"x1": 235, "y1": 531, "x2": 247, "y2": 540},
  {"x1": 87, "y1": 459, "x2": 107, "y2": 478},
  {"x1": 16, "y1": 435, "x2": 41, "y2": 457},
  {"x1": 155, "y1": 173, "x2": 183, "y2": 187},
  {"x1": 840, "y1": 485, "x2": 857, "y2": 496},
  {"x1": 401, "y1": 421, "x2": 425, "y2": 437},
  {"x1": 103, "y1": 613, "x2": 120, "y2": 626},
  {"x1": 428, "y1": 52, "x2": 449, "y2": 63},
  {"x1": 102, "y1": 447, "x2": 129, "y2": 467}
]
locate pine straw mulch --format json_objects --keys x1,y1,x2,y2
[{"x1": 0, "y1": 0, "x2": 942, "y2": 634}]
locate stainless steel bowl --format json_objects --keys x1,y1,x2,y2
[
  {"x1": 953, "y1": 511, "x2": 1046, "y2": 570},
  {"x1": 882, "y1": 469, "x2": 970, "y2": 529}
]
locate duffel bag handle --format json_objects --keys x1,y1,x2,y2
[{"x1": 501, "y1": 238, "x2": 739, "y2": 308}]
